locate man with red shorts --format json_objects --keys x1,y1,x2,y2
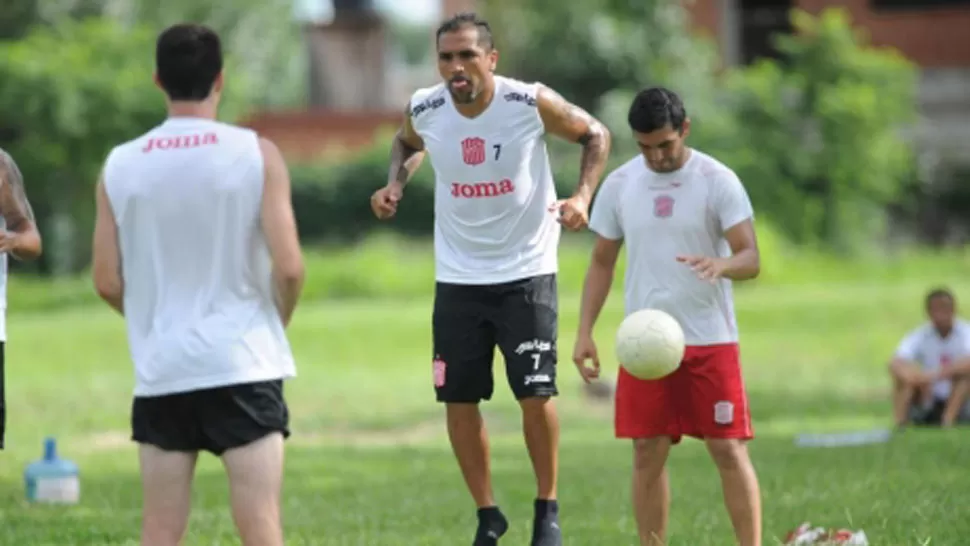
[{"x1": 572, "y1": 87, "x2": 762, "y2": 546}]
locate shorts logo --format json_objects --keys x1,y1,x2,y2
[
  {"x1": 461, "y1": 137, "x2": 486, "y2": 166},
  {"x1": 653, "y1": 195, "x2": 674, "y2": 218},
  {"x1": 714, "y1": 401, "x2": 734, "y2": 425},
  {"x1": 433, "y1": 356, "x2": 447, "y2": 388},
  {"x1": 524, "y1": 374, "x2": 551, "y2": 386}
]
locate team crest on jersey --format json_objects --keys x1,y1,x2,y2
[
  {"x1": 653, "y1": 195, "x2": 675, "y2": 218},
  {"x1": 461, "y1": 137, "x2": 486, "y2": 166}
]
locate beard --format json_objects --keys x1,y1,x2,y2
[{"x1": 448, "y1": 77, "x2": 476, "y2": 104}]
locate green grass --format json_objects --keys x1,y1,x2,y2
[{"x1": 1, "y1": 238, "x2": 969, "y2": 544}]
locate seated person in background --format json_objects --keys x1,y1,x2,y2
[{"x1": 890, "y1": 288, "x2": 970, "y2": 427}]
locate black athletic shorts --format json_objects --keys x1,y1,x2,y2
[
  {"x1": 131, "y1": 379, "x2": 289, "y2": 456},
  {"x1": 432, "y1": 273, "x2": 559, "y2": 403}
]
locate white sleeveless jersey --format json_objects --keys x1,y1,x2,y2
[
  {"x1": 409, "y1": 76, "x2": 561, "y2": 285},
  {"x1": 103, "y1": 117, "x2": 296, "y2": 397}
]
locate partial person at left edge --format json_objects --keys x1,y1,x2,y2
[{"x1": 0, "y1": 149, "x2": 44, "y2": 451}]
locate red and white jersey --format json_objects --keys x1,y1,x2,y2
[
  {"x1": 589, "y1": 150, "x2": 755, "y2": 346},
  {"x1": 895, "y1": 320, "x2": 970, "y2": 399},
  {"x1": 409, "y1": 75, "x2": 560, "y2": 285},
  {"x1": 103, "y1": 117, "x2": 296, "y2": 397}
]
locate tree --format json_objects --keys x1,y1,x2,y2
[
  {"x1": 698, "y1": 8, "x2": 918, "y2": 252},
  {"x1": 480, "y1": 0, "x2": 713, "y2": 114},
  {"x1": 0, "y1": 18, "x2": 250, "y2": 274}
]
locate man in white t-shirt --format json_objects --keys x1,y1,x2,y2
[
  {"x1": 92, "y1": 24, "x2": 304, "y2": 546},
  {"x1": 890, "y1": 288, "x2": 970, "y2": 427},
  {"x1": 573, "y1": 87, "x2": 762, "y2": 546},
  {"x1": 369, "y1": 12, "x2": 611, "y2": 546},
  {"x1": 0, "y1": 150, "x2": 44, "y2": 451}
]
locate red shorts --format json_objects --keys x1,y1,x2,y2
[{"x1": 614, "y1": 343, "x2": 753, "y2": 444}]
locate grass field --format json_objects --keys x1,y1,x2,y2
[{"x1": 1, "y1": 237, "x2": 969, "y2": 545}]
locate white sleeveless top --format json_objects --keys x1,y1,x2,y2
[
  {"x1": 409, "y1": 76, "x2": 561, "y2": 285},
  {"x1": 103, "y1": 117, "x2": 296, "y2": 397}
]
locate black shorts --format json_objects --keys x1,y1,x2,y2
[
  {"x1": 909, "y1": 395, "x2": 970, "y2": 426},
  {"x1": 131, "y1": 379, "x2": 290, "y2": 456},
  {"x1": 432, "y1": 273, "x2": 559, "y2": 403}
]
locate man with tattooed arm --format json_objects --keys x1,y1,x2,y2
[
  {"x1": 0, "y1": 149, "x2": 44, "y2": 450},
  {"x1": 369, "y1": 12, "x2": 611, "y2": 546}
]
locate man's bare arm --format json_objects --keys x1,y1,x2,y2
[
  {"x1": 386, "y1": 106, "x2": 427, "y2": 189},
  {"x1": 91, "y1": 174, "x2": 124, "y2": 315},
  {"x1": 0, "y1": 150, "x2": 42, "y2": 261},
  {"x1": 722, "y1": 220, "x2": 760, "y2": 281},
  {"x1": 577, "y1": 236, "x2": 624, "y2": 338},
  {"x1": 537, "y1": 86, "x2": 611, "y2": 203},
  {"x1": 939, "y1": 356, "x2": 970, "y2": 380},
  {"x1": 259, "y1": 137, "x2": 305, "y2": 327}
]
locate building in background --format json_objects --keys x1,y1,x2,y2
[
  {"x1": 247, "y1": 0, "x2": 970, "y2": 163},
  {"x1": 245, "y1": 0, "x2": 464, "y2": 161}
]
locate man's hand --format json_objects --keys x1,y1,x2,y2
[
  {"x1": 572, "y1": 335, "x2": 601, "y2": 383},
  {"x1": 371, "y1": 182, "x2": 404, "y2": 220},
  {"x1": 676, "y1": 254, "x2": 727, "y2": 283},
  {"x1": 0, "y1": 231, "x2": 22, "y2": 254},
  {"x1": 549, "y1": 194, "x2": 590, "y2": 231}
]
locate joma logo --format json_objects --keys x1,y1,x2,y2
[
  {"x1": 142, "y1": 133, "x2": 219, "y2": 153},
  {"x1": 450, "y1": 179, "x2": 515, "y2": 198}
]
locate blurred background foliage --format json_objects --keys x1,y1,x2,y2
[{"x1": 0, "y1": 0, "x2": 967, "y2": 282}]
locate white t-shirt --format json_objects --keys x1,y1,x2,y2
[
  {"x1": 409, "y1": 75, "x2": 561, "y2": 285},
  {"x1": 103, "y1": 117, "x2": 296, "y2": 397},
  {"x1": 589, "y1": 150, "x2": 755, "y2": 346},
  {"x1": 894, "y1": 319, "x2": 970, "y2": 399}
]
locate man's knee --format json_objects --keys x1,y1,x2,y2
[
  {"x1": 705, "y1": 438, "x2": 750, "y2": 471},
  {"x1": 518, "y1": 395, "x2": 555, "y2": 413},
  {"x1": 632, "y1": 437, "x2": 672, "y2": 476}
]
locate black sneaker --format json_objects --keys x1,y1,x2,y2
[
  {"x1": 530, "y1": 499, "x2": 562, "y2": 546},
  {"x1": 473, "y1": 507, "x2": 509, "y2": 546}
]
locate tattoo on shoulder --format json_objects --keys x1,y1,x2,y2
[
  {"x1": 0, "y1": 148, "x2": 34, "y2": 229},
  {"x1": 541, "y1": 87, "x2": 598, "y2": 145}
]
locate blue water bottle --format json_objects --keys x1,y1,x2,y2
[{"x1": 24, "y1": 437, "x2": 80, "y2": 504}]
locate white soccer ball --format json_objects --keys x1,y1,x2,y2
[{"x1": 615, "y1": 309, "x2": 685, "y2": 380}]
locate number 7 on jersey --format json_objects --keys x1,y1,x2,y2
[{"x1": 493, "y1": 144, "x2": 501, "y2": 161}]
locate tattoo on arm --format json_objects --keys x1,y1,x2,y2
[
  {"x1": 540, "y1": 87, "x2": 612, "y2": 201},
  {"x1": 563, "y1": 104, "x2": 610, "y2": 201},
  {"x1": 387, "y1": 107, "x2": 426, "y2": 187},
  {"x1": 388, "y1": 135, "x2": 424, "y2": 187},
  {"x1": 0, "y1": 149, "x2": 35, "y2": 232}
]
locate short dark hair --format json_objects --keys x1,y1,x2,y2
[
  {"x1": 926, "y1": 287, "x2": 955, "y2": 309},
  {"x1": 627, "y1": 87, "x2": 687, "y2": 134},
  {"x1": 435, "y1": 12, "x2": 494, "y2": 50},
  {"x1": 155, "y1": 23, "x2": 223, "y2": 101}
]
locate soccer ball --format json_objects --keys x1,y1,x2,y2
[{"x1": 615, "y1": 309, "x2": 685, "y2": 380}]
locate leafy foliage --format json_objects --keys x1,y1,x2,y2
[
  {"x1": 0, "y1": 17, "x2": 249, "y2": 273},
  {"x1": 696, "y1": 8, "x2": 919, "y2": 251}
]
